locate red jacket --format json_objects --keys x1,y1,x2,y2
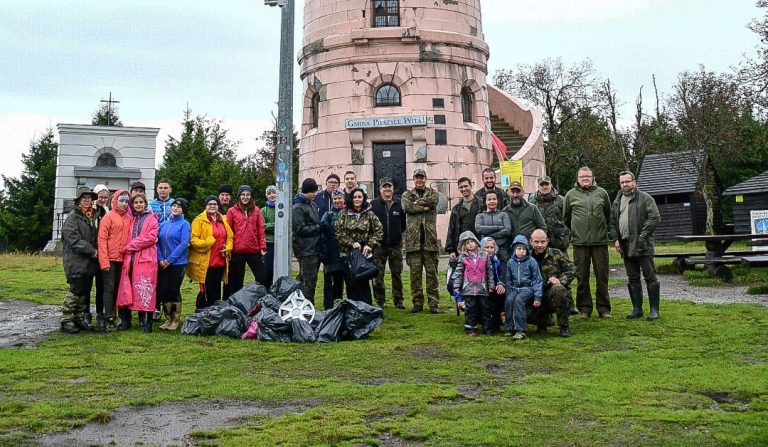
[{"x1": 226, "y1": 204, "x2": 267, "y2": 254}]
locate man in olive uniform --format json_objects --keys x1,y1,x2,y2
[
  {"x1": 609, "y1": 171, "x2": 661, "y2": 320},
  {"x1": 503, "y1": 180, "x2": 547, "y2": 239},
  {"x1": 402, "y1": 168, "x2": 441, "y2": 313},
  {"x1": 529, "y1": 229, "x2": 576, "y2": 338},
  {"x1": 528, "y1": 175, "x2": 571, "y2": 252}
]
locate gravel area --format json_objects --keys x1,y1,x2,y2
[{"x1": 608, "y1": 265, "x2": 768, "y2": 306}]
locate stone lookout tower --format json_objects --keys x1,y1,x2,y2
[{"x1": 298, "y1": 0, "x2": 544, "y2": 232}]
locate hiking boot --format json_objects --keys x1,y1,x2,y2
[
  {"x1": 104, "y1": 317, "x2": 118, "y2": 333},
  {"x1": 152, "y1": 309, "x2": 162, "y2": 322},
  {"x1": 511, "y1": 332, "x2": 527, "y2": 340},
  {"x1": 579, "y1": 312, "x2": 590, "y2": 320},
  {"x1": 94, "y1": 314, "x2": 106, "y2": 332},
  {"x1": 411, "y1": 306, "x2": 423, "y2": 313},
  {"x1": 599, "y1": 312, "x2": 612, "y2": 319},
  {"x1": 559, "y1": 327, "x2": 571, "y2": 338},
  {"x1": 503, "y1": 330, "x2": 513, "y2": 337},
  {"x1": 78, "y1": 311, "x2": 94, "y2": 331},
  {"x1": 117, "y1": 309, "x2": 132, "y2": 331},
  {"x1": 429, "y1": 307, "x2": 441, "y2": 314},
  {"x1": 395, "y1": 303, "x2": 405, "y2": 309},
  {"x1": 536, "y1": 325, "x2": 547, "y2": 335},
  {"x1": 569, "y1": 308, "x2": 579, "y2": 316},
  {"x1": 60, "y1": 321, "x2": 80, "y2": 334}
]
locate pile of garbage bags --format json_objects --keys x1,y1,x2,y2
[{"x1": 181, "y1": 277, "x2": 384, "y2": 342}]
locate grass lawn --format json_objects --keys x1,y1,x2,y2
[{"x1": 1, "y1": 252, "x2": 767, "y2": 446}]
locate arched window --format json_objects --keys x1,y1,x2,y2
[
  {"x1": 461, "y1": 87, "x2": 474, "y2": 122},
  {"x1": 373, "y1": 0, "x2": 399, "y2": 27},
  {"x1": 96, "y1": 152, "x2": 116, "y2": 167},
  {"x1": 375, "y1": 84, "x2": 401, "y2": 107},
  {"x1": 311, "y1": 92, "x2": 320, "y2": 129}
]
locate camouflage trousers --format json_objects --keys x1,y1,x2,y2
[
  {"x1": 373, "y1": 244, "x2": 404, "y2": 307},
  {"x1": 296, "y1": 255, "x2": 320, "y2": 305},
  {"x1": 405, "y1": 250, "x2": 440, "y2": 309},
  {"x1": 61, "y1": 276, "x2": 91, "y2": 324},
  {"x1": 530, "y1": 284, "x2": 571, "y2": 329}
]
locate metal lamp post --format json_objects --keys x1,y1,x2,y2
[{"x1": 265, "y1": 0, "x2": 294, "y2": 278}]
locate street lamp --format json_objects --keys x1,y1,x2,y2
[{"x1": 266, "y1": 0, "x2": 294, "y2": 278}]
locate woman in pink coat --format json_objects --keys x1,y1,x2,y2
[{"x1": 117, "y1": 193, "x2": 159, "y2": 333}]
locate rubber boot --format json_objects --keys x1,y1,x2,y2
[
  {"x1": 626, "y1": 284, "x2": 644, "y2": 319},
  {"x1": 159, "y1": 303, "x2": 173, "y2": 330},
  {"x1": 139, "y1": 312, "x2": 152, "y2": 333},
  {"x1": 647, "y1": 282, "x2": 661, "y2": 321},
  {"x1": 117, "y1": 308, "x2": 132, "y2": 331},
  {"x1": 167, "y1": 302, "x2": 182, "y2": 331},
  {"x1": 78, "y1": 309, "x2": 94, "y2": 332}
]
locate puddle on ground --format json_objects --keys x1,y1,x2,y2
[
  {"x1": 0, "y1": 300, "x2": 60, "y2": 348},
  {"x1": 38, "y1": 399, "x2": 306, "y2": 446}
]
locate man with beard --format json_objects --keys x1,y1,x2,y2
[
  {"x1": 503, "y1": 180, "x2": 546, "y2": 240},
  {"x1": 609, "y1": 171, "x2": 661, "y2": 320},
  {"x1": 528, "y1": 175, "x2": 571, "y2": 252},
  {"x1": 475, "y1": 168, "x2": 508, "y2": 211},
  {"x1": 218, "y1": 184, "x2": 233, "y2": 214}
]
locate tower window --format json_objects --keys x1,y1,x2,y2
[
  {"x1": 373, "y1": 0, "x2": 399, "y2": 27},
  {"x1": 96, "y1": 152, "x2": 116, "y2": 167},
  {"x1": 311, "y1": 92, "x2": 320, "y2": 129},
  {"x1": 461, "y1": 87, "x2": 474, "y2": 122},
  {"x1": 375, "y1": 84, "x2": 401, "y2": 107}
]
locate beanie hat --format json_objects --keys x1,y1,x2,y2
[
  {"x1": 171, "y1": 198, "x2": 188, "y2": 215},
  {"x1": 237, "y1": 185, "x2": 253, "y2": 197},
  {"x1": 331, "y1": 188, "x2": 345, "y2": 198},
  {"x1": 301, "y1": 178, "x2": 319, "y2": 194},
  {"x1": 93, "y1": 184, "x2": 109, "y2": 194},
  {"x1": 218, "y1": 184, "x2": 233, "y2": 195},
  {"x1": 204, "y1": 195, "x2": 221, "y2": 207},
  {"x1": 265, "y1": 185, "x2": 277, "y2": 195}
]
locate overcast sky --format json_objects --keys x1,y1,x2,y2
[{"x1": 0, "y1": 0, "x2": 761, "y2": 188}]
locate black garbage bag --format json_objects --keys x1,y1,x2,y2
[
  {"x1": 343, "y1": 299, "x2": 385, "y2": 339},
  {"x1": 181, "y1": 314, "x2": 201, "y2": 335},
  {"x1": 270, "y1": 276, "x2": 307, "y2": 303},
  {"x1": 255, "y1": 308, "x2": 292, "y2": 342},
  {"x1": 344, "y1": 248, "x2": 379, "y2": 281},
  {"x1": 215, "y1": 306, "x2": 249, "y2": 338},
  {"x1": 311, "y1": 309, "x2": 326, "y2": 329},
  {"x1": 316, "y1": 304, "x2": 346, "y2": 343},
  {"x1": 227, "y1": 282, "x2": 268, "y2": 314},
  {"x1": 199, "y1": 301, "x2": 228, "y2": 336},
  {"x1": 290, "y1": 318, "x2": 317, "y2": 342},
  {"x1": 259, "y1": 293, "x2": 282, "y2": 312}
]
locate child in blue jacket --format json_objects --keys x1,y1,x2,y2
[{"x1": 504, "y1": 234, "x2": 543, "y2": 339}]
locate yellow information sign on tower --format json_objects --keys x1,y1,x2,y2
[{"x1": 499, "y1": 160, "x2": 524, "y2": 189}]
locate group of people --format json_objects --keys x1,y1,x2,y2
[
  {"x1": 60, "y1": 179, "x2": 276, "y2": 334},
  {"x1": 60, "y1": 165, "x2": 661, "y2": 341},
  {"x1": 446, "y1": 166, "x2": 661, "y2": 339}
]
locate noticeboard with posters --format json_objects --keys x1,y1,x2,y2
[{"x1": 751, "y1": 210, "x2": 768, "y2": 251}]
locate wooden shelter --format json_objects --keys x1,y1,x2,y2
[
  {"x1": 722, "y1": 170, "x2": 768, "y2": 234},
  {"x1": 636, "y1": 152, "x2": 723, "y2": 241}
]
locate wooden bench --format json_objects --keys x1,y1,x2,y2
[
  {"x1": 741, "y1": 255, "x2": 768, "y2": 267},
  {"x1": 655, "y1": 250, "x2": 768, "y2": 273}
]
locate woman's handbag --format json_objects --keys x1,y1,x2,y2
[{"x1": 345, "y1": 248, "x2": 379, "y2": 281}]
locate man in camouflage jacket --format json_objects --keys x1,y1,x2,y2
[
  {"x1": 528, "y1": 175, "x2": 571, "y2": 252},
  {"x1": 529, "y1": 229, "x2": 576, "y2": 338},
  {"x1": 402, "y1": 168, "x2": 441, "y2": 313}
]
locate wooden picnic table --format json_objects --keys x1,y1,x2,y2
[{"x1": 675, "y1": 233, "x2": 768, "y2": 281}]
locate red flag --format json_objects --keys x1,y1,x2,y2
[{"x1": 491, "y1": 132, "x2": 507, "y2": 161}]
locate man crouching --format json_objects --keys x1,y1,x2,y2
[{"x1": 529, "y1": 229, "x2": 576, "y2": 338}]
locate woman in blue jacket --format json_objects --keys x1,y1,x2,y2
[{"x1": 156, "y1": 198, "x2": 191, "y2": 330}]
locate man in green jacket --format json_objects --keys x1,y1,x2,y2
[
  {"x1": 609, "y1": 171, "x2": 661, "y2": 320},
  {"x1": 402, "y1": 168, "x2": 441, "y2": 313},
  {"x1": 503, "y1": 180, "x2": 547, "y2": 239},
  {"x1": 564, "y1": 166, "x2": 612, "y2": 319}
]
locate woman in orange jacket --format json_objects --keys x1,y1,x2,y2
[{"x1": 97, "y1": 189, "x2": 132, "y2": 331}]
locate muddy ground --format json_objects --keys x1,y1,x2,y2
[{"x1": 2, "y1": 269, "x2": 766, "y2": 446}]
